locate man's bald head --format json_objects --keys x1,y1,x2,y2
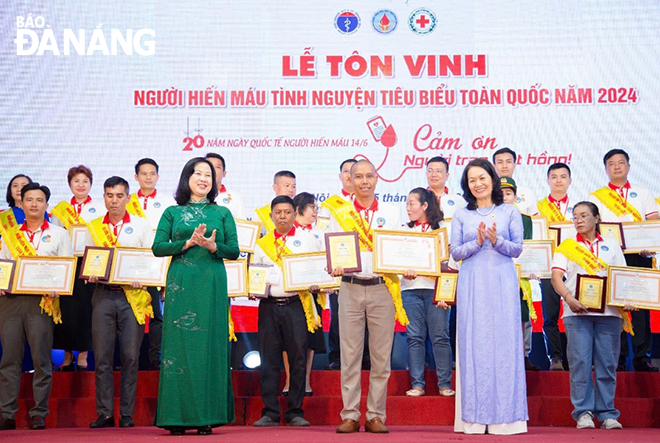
[{"x1": 350, "y1": 160, "x2": 376, "y2": 178}]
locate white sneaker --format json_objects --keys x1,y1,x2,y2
[
  {"x1": 577, "y1": 412, "x2": 595, "y2": 429},
  {"x1": 601, "y1": 418, "x2": 623, "y2": 429},
  {"x1": 405, "y1": 387, "x2": 425, "y2": 397}
]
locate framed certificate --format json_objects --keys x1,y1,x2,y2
[
  {"x1": 620, "y1": 221, "x2": 660, "y2": 253},
  {"x1": 513, "y1": 240, "x2": 554, "y2": 278},
  {"x1": 575, "y1": 274, "x2": 606, "y2": 313},
  {"x1": 316, "y1": 216, "x2": 331, "y2": 232},
  {"x1": 599, "y1": 222, "x2": 625, "y2": 249},
  {"x1": 282, "y1": 252, "x2": 341, "y2": 292},
  {"x1": 79, "y1": 246, "x2": 114, "y2": 281},
  {"x1": 325, "y1": 232, "x2": 362, "y2": 274},
  {"x1": 515, "y1": 263, "x2": 522, "y2": 283},
  {"x1": 0, "y1": 259, "x2": 16, "y2": 292},
  {"x1": 531, "y1": 216, "x2": 549, "y2": 240},
  {"x1": 235, "y1": 219, "x2": 262, "y2": 253},
  {"x1": 373, "y1": 229, "x2": 443, "y2": 276},
  {"x1": 248, "y1": 264, "x2": 270, "y2": 298},
  {"x1": 607, "y1": 265, "x2": 660, "y2": 311},
  {"x1": 68, "y1": 224, "x2": 89, "y2": 256},
  {"x1": 434, "y1": 272, "x2": 458, "y2": 305},
  {"x1": 108, "y1": 247, "x2": 171, "y2": 287},
  {"x1": 548, "y1": 222, "x2": 577, "y2": 246},
  {"x1": 226, "y1": 259, "x2": 248, "y2": 297},
  {"x1": 11, "y1": 256, "x2": 77, "y2": 295}
]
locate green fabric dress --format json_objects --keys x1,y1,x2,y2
[{"x1": 152, "y1": 201, "x2": 240, "y2": 428}]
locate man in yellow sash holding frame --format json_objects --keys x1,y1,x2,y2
[
  {"x1": 250, "y1": 195, "x2": 319, "y2": 427},
  {"x1": 588, "y1": 149, "x2": 659, "y2": 372},
  {"x1": 326, "y1": 160, "x2": 403, "y2": 434},
  {"x1": 0, "y1": 183, "x2": 73, "y2": 431},
  {"x1": 86, "y1": 176, "x2": 154, "y2": 429}
]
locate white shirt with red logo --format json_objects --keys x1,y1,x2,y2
[
  {"x1": 589, "y1": 182, "x2": 659, "y2": 222},
  {"x1": 0, "y1": 221, "x2": 73, "y2": 259}
]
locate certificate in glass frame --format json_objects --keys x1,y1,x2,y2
[
  {"x1": 235, "y1": 219, "x2": 262, "y2": 253},
  {"x1": 620, "y1": 221, "x2": 660, "y2": 254},
  {"x1": 606, "y1": 265, "x2": 660, "y2": 311},
  {"x1": 11, "y1": 256, "x2": 77, "y2": 295},
  {"x1": 599, "y1": 222, "x2": 625, "y2": 249},
  {"x1": 248, "y1": 263, "x2": 270, "y2": 298},
  {"x1": 108, "y1": 247, "x2": 171, "y2": 287},
  {"x1": 325, "y1": 232, "x2": 362, "y2": 274},
  {"x1": 79, "y1": 246, "x2": 114, "y2": 281},
  {"x1": 434, "y1": 271, "x2": 457, "y2": 305},
  {"x1": 0, "y1": 259, "x2": 16, "y2": 292},
  {"x1": 226, "y1": 259, "x2": 248, "y2": 298},
  {"x1": 575, "y1": 274, "x2": 606, "y2": 313},
  {"x1": 282, "y1": 252, "x2": 340, "y2": 292},
  {"x1": 513, "y1": 240, "x2": 554, "y2": 278},
  {"x1": 372, "y1": 229, "x2": 443, "y2": 276},
  {"x1": 531, "y1": 216, "x2": 549, "y2": 240},
  {"x1": 68, "y1": 224, "x2": 89, "y2": 257}
]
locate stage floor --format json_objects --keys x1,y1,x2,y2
[{"x1": 2, "y1": 426, "x2": 659, "y2": 443}]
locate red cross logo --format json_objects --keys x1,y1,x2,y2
[{"x1": 416, "y1": 14, "x2": 430, "y2": 28}]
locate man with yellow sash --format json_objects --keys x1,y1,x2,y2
[
  {"x1": 128, "y1": 158, "x2": 174, "y2": 371},
  {"x1": 551, "y1": 201, "x2": 636, "y2": 429},
  {"x1": 588, "y1": 149, "x2": 659, "y2": 372},
  {"x1": 86, "y1": 177, "x2": 154, "y2": 429},
  {"x1": 326, "y1": 160, "x2": 402, "y2": 434},
  {"x1": 537, "y1": 162, "x2": 575, "y2": 371},
  {"x1": 0, "y1": 183, "x2": 73, "y2": 431},
  {"x1": 250, "y1": 196, "x2": 318, "y2": 427},
  {"x1": 254, "y1": 170, "x2": 296, "y2": 235}
]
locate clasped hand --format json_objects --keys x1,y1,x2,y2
[
  {"x1": 186, "y1": 223, "x2": 217, "y2": 253},
  {"x1": 477, "y1": 221, "x2": 497, "y2": 246}
]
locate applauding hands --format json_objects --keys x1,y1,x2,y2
[
  {"x1": 184, "y1": 223, "x2": 217, "y2": 253},
  {"x1": 477, "y1": 221, "x2": 498, "y2": 246}
]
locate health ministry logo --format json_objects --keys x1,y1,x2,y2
[
  {"x1": 15, "y1": 14, "x2": 155, "y2": 55},
  {"x1": 334, "y1": 10, "x2": 360, "y2": 35}
]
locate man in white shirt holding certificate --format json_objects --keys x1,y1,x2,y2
[{"x1": 0, "y1": 183, "x2": 73, "y2": 431}]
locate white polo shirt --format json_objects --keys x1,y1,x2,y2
[
  {"x1": 85, "y1": 212, "x2": 153, "y2": 248},
  {"x1": 430, "y1": 187, "x2": 465, "y2": 221},
  {"x1": 515, "y1": 185, "x2": 538, "y2": 216},
  {"x1": 329, "y1": 197, "x2": 401, "y2": 278},
  {"x1": 251, "y1": 227, "x2": 320, "y2": 297},
  {"x1": 133, "y1": 190, "x2": 176, "y2": 229},
  {"x1": 50, "y1": 197, "x2": 105, "y2": 228},
  {"x1": 217, "y1": 186, "x2": 246, "y2": 219},
  {"x1": 589, "y1": 182, "x2": 659, "y2": 222},
  {"x1": 537, "y1": 194, "x2": 575, "y2": 222},
  {"x1": 551, "y1": 234, "x2": 626, "y2": 318},
  {"x1": 0, "y1": 221, "x2": 73, "y2": 259}
]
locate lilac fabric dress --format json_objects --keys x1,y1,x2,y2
[{"x1": 450, "y1": 203, "x2": 529, "y2": 425}]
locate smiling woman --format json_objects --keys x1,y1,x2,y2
[{"x1": 152, "y1": 157, "x2": 240, "y2": 436}]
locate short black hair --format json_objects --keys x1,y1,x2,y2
[
  {"x1": 293, "y1": 192, "x2": 316, "y2": 216},
  {"x1": 274, "y1": 170, "x2": 296, "y2": 182},
  {"x1": 339, "y1": 158, "x2": 357, "y2": 172},
  {"x1": 205, "y1": 152, "x2": 226, "y2": 170},
  {"x1": 547, "y1": 162, "x2": 572, "y2": 178},
  {"x1": 135, "y1": 158, "x2": 159, "y2": 174},
  {"x1": 21, "y1": 182, "x2": 51, "y2": 202},
  {"x1": 271, "y1": 195, "x2": 295, "y2": 210},
  {"x1": 460, "y1": 159, "x2": 504, "y2": 210},
  {"x1": 406, "y1": 188, "x2": 444, "y2": 229},
  {"x1": 103, "y1": 176, "x2": 130, "y2": 194},
  {"x1": 174, "y1": 158, "x2": 218, "y2": 205},
  {"x1": 603, "y1": 149, "x2": 629, "y2": 166},
  {"x1": 492, "y1": 147, "x2": 517, "y2": 163},
  {"x1": 427, "y1": 156, "x2": 449, "y2": 172},
  {"x1": 6, "y1": 174, "x2": 32, "y2": 207}
]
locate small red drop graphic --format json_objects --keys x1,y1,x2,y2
[{"x1": 380, "y1": 124, "x2": 397, "y2": 148}]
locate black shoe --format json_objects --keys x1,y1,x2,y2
[
  {"x1": 525, "y1": 357, "x2": 540, "y2": 371},
  {"x1": 197, "y1": 425, "x2": 212, "y2": 435},
  {"x1": 29, "y1": 416, "x2": 46, "y2": 430},
  {"x1": 281, "y1": 389, "x2": 289, "y2": 397},
  {"x1": 0, "y1": 416, "x2": 16, "y2": 430},
  {"x1": 616, "y1": 362, "x2": 626, "y2": 372},
  {"x1": 325, "y1": 361, "x2": 340, "y2": 370},
  {"x1": 90, "y1": 415, "x2": 115, "y2": 428},
  {"x1": 58, "y1": 362, "x2": 75, "y2": 372},
  {"x1": 304, "y1": 390, "x2": 313, "y2": 397},
  {"x1": 76, "y1": 365, "x2": 88, "y2": 372},
  {"x1": 169, "y1": 427, "x2": 185, "y2": 435},
  {"x1": 634, "y1": 362, "x2": 660, "y2": 372},
  {"x1": 119, "y1": 416, "x2": 134, "y2": 428}
]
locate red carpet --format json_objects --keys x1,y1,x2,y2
[{"x1": 12, "y1": 370, "x2": 660, "y2": 429}]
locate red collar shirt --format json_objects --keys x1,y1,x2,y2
[{"x1": 0, "y1": 220, "x2": 72, "y2": 259}]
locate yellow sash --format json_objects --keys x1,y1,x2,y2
[
  {"x1": 2, "y1": 228, "x2": 62, "y2": 324},
  {"x1": 255, "y1": 204, "x2": 275, "y2": 234},
  {"x1": 87, "y1": 217, "x2": 154, "y2": 324},
  {"x1": 126, "y1": 194, "x2": 147, "y2": 219},
  {"x1": 51, "y1": 201, "x2": 79, "y2": 229},
  {"x1": 519, "y1": 278, "x2": 536, "y2": 321},
  {"x1": 537, "y1": 198, "x2": 567, "y2": 222},
  {"x1": 256, "y1": 232, "x2": 319, "y2": 333},
  {"x1": 591, "y1": 187, "x2": 642, "y2": 222},
  {"x1": 556, "y1": 238, "x2": 633, "y2": 334},
  {"x1": 0, "y1": 209, "x2": 20, "y2": 239},
  {"x1": 322, "y1": 195, "x2": 409, "y2": 326}
]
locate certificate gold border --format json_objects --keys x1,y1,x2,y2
[
  {"x1": 575, "y1": 274, "x2": 606, "y2": 313},
  {"x1": 282, "y1": 251, "x2": 340, "y2": 292},
  {"x1": 226, "y1": 259, "x2": 248, "y2": 297},
  {"x1": 531, "y1": 216, "x2": 549, "y2": 240},
  {"x1": 599, "y1": 222, "x2": 625, "y2": 249},
  {"x1": 11, "y1": 256, "x2": 77, "y2": 295},
  {"x1": 0, "y1": 259, "x2": 16, "y2": 292},
  {"x1": 68, "y1": 224, "x2": 89, "y2": 257},
  {"x1": 434, "y1": 272, "x2": 457, "y2": 304},
  {"x1": 79, "y1": 246, "x2": 114, "y2": 281},
  {"x1": 235, "y1": 219, "x2": 262, "y2": 253},
  {"x1": 108, "y1": 247, "x2": 171, "y2": 287},
  {"x1": 516, "y1": 240, "x2": 555, "y2": 278},
  {"x1": 372, "y1": 229, "x2": 443, "y2": 276},
  {"x1": 620, "y1": 220, "x2": 660, "y2": 254},
  {"x1": 548, "y1": 222, "x2": 576, "y2": 245},
  {"x1": 606, "y1": 265, "x2": 660, "y2": 311},
  {"x1": 248, "y1": 263, "x2": 270, "y2": 298},
  {"x1": 324, "y1": 232, "x2": 362, "y2": 274}
]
